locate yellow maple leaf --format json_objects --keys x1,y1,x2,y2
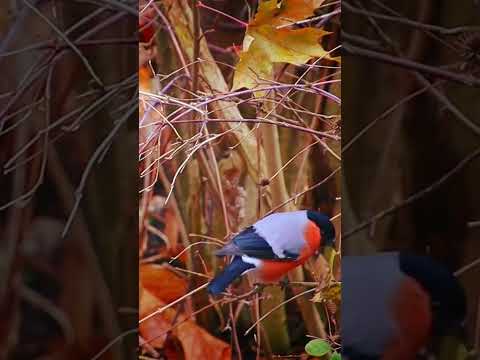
[
  {"x1": 232, "y1": 0, "x2": 336, "y2": 90},
  {"x1": 312, "y1": 282, "x2": 341, "y2": 303}
]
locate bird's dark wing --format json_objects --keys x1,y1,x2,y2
[{"x1": 215, "y1": 226, "x2": 299, "y2": 260}]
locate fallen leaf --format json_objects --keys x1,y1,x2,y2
[
  {"x1": 139, "y1": 287, "x2": 173, "y2": 349},
  {"x1": 175, "y1": 321, "x2": 231, "y2": 360},
  {"x1": 140, "y1": 264, "x2": 188, "y2": 304},
  {"x1": 139, "y1": 285, "x2": 231, "y2": 359}
]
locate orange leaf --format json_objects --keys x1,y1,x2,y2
[
  {"x1": 140, "y1": 286, "x2": 231, "y2": 358},
  {"x1": 174, "y1": 321, "x2": 232, "y2": 360},
  {"x1": 140, "y1": 264, "x2": 188, "y2": 304},
  {"x1": 251, "y1": 0, "x2": 322, "y2": 28},
  {"x1": 139, "y1": 287, "x2": 173, "y2": 349}
]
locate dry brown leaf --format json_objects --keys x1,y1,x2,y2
[
  {"x1": 139, "y1": 287, "x2": 173, "y2": 349},
  {"x1": 140, "y1": 264, "x2": 188, "y2": 304},
  {"x1": 140, "y1": 285, "x2": 231, "y2": 358},
  {"x1": 174, "y1": 321, "x2": 232, "y2": 360}
]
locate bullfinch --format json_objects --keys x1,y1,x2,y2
[
  {"x1": 207, "y1": 210, "x2": 336, "y2": 295},
  {"x1": 341, "y1": 252, "x2": 466, "y2": 360}
]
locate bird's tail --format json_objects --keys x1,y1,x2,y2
[{"x1": 207, "y1": 256, "x2": 254, "y2": 295}]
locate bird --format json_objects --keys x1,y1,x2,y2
[
  {"x1": 207, "y1": 210, "x2": 336, "y2": 295},
  {"x1": 341, "y1": 252, "x2": 467, "y2": 360}
]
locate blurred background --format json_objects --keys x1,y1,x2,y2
[
  {"x1": 343, "y1": 1, "x2": 480, "y2": 357},
  {"x1": 0, "y1": 1, "x2": 137, "y2": 359}
]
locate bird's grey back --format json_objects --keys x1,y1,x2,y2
[{"x1": 253, "y1": 211, "x2": 309, "y2": 258}]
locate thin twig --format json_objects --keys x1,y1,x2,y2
[
  {"x1": 244, "y1": 288, "x2": 316, "y2": 335},
  {"x1": 139, "y1": 283, "x2": 209, "y2": 324},
  {"x1": 23, "y1": 0, "x2": 103, "y2": 86},
  {"x1": 344, "y1": 147, "x2": 480, "y2": 239},
  {"x1": 62, "y1": 103, "x2": 137, "y2": 237},
  {"x1": 344, "y1": 1, "x2": 480, "y2": 35},
  {"x1": 267, "y1": 167, "x2": 341, "y2": 215},
  {"x1": 343, "y1": 42, "x2": 480, "y2": 89}
]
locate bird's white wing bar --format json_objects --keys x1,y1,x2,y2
[{"x1": 241, "y1": 255, "x2": 262, "y2": 274}]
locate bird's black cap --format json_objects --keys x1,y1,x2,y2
[
  {"x1": 306, "y1": 210, "x2": 336, "y2": 248},
  {"x1": 398, "y1": 252, "x2": 467, "y2": 336}
]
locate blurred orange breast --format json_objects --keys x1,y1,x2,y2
[{"x1": 257, "y1": 260, "x2": 301, "y2": 282}]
